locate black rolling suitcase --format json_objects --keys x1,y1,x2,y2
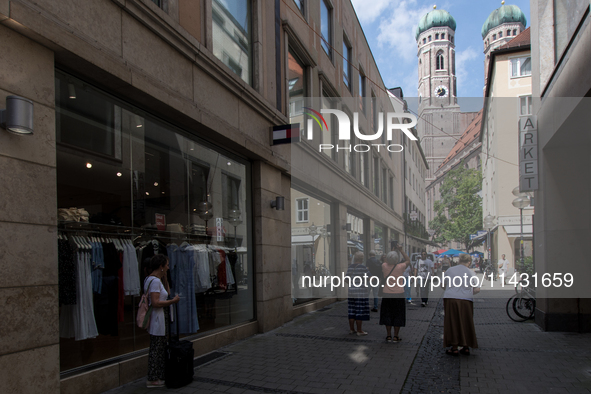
[{"x1": 165, "y1": 305, "x2": 194, "y2": 389}]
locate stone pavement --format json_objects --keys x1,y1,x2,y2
[{"x1": 105, "y1": 289, "x2": 591, "y2": 394}]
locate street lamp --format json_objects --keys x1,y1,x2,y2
[
  {"x1": 308, "y1": 223, "x2": 318, "y2": 269},
  {"x1": 483, "y1": 215, "x2": 496, "y2": 271},
  {"x1": 512, "y1": 196, "x2": 530, "y2": 273}
]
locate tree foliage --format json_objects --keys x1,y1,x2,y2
[{"x1": 430, "y1": 162, "x2": 482, "y2": 250}]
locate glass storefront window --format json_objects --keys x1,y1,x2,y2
[
  {"x1": 56, "y1": 70, "x2": 253, "y2": 372},
  {"x1": 373, "y1": 223, "x2": 386, "y2": 255},
  {"x1": 290, "y1": 189, "x2": 333, "y2": 304},
  {"x1": 346, "y1": 212, "x2": 364, "y2": 261}
]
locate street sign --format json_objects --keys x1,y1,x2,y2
[
  {"x1": 477, "y1": 230, "x2": 487, "y2": 237},
  {"x1": 428, "y1": 229, "x2": 435, "y2": 236},
  {"x1": 410, "y1": 211, "x2": 418, "y2": 221}
]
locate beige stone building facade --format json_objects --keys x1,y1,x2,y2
[
  {"x1": 481, "y1": 28, "x2": 533, "y2": 273},
  {"x1": 0, "y1": 0, "x2": 407, "y2": 392}
]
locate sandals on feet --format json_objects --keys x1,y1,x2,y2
[
  {"x1": 386, "y1": 336, "x2": 392, "y2": 342},
  {"x1": 349, "y1": 330, "x2": 356, "y2": 334},
  {"x1": 392, "y1": 336, "x2": 401, "y2": 342},
  {"x1": 356, "y1": 331, "x2": 368, "y2": 336},
  {"x1": 446, "y1": 348, "x2": 459, "y2": 356},
  {"x1": 459, "y1": 347, "x2": 470, "y2": 355}
]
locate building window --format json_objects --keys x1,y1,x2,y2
[
  {"x1": 296, "y1": 198, "x2": 309, "y2": 222},
  {"x1": 493, "y1": 34, "x2": 496, "y2": 40},
  {"x1": 423, "y1": 38, "x2": 426, "y2": 44},
  {"x1": 441, "y1": 33, "x2": 445, "y2": 39},
  {"x1": 510, "y1": 57, "x2": 531, "y2": 77},
  {"x1": 321, "y1": 93, "x2": 335, "y2": 159},
  {"x1": 389, "y1": 176, "x2": 394, "y2": 209},
  {"x1": 436, "y1": 51, "x2": 444, "y2": 70},
  {"x1": 320, "y1": 0, "x2": 332, "y2": 59},
  {"x1": 359, "y1": 71, "x2": 366, "y2": 113},
  {"x1": 450, "y1": 35, "x2": 454, "y2": 43},
  {"x1": 360, "y1": 152, "x2": 368, "y2": 188},
  {"x1": 293, "y1": 0, "x2": 304, "y2": 15},
  {"x1": 382, "y1": 168, "x2": 387, "y2": 203},
  {"x1": 428, "y1": 35, "x2": 432, "y2": 42},
  {"x1": 212, "y1": 0, "x2": 252, "y2": 85},
  {"x1": 520, "y1": 96, "x2": 533, "y2": 116},
  {"x1": 435, "y1": 33, "x2": 439, "y2": 39},
  {"x1": 499, "y1": 31, "x2": 503, "y2": 38},
  {"x1": 343, "y1": 39, "x2": 352, "y2": 91},
  {"x1": 507, "y1": 29, "x2": 511, "y2": 36},
  {"x1": 371, "y1": 92, "x2": 377, "y2": 131},
  {"x1": 373, "y1": 156, "x2": 380, "y2": 197},
  {"x1": 513, "y1": 29, "x2": 517, "y2": 36},
  {"x1": 288, "y1": 48, "x2": 307, "y2": 124}
]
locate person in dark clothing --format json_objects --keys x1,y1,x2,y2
[{"x1": 366, "y1": 250, "x2": 382, "y2": 312}]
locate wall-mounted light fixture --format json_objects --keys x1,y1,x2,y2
[
  {"x1": 0, "y1": 96, "x2": 34, "y2": 135},
  {"x1": 342, "y1": 223, "x2": 351, "y2": 231},
  {"x1": 270, "y1": 196, "x2": 285, "y2": 210},
  {"x1": 68, "y1": 83, "x2": 76, "y2": 99}
]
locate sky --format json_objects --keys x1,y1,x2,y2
[{"x1": 350, "y1": 0, "x2": 531, "y2": 103}]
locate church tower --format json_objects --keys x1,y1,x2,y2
[
  {"x1": 416, "y1": 6, "x2": 464, "y2": 182},
  {"x1": 482, "y1": 2, "x2": 527, "y2": 88}
]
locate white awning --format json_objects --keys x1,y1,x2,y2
[
  {"x1": 503, "y1": 225, "x2": 533, "y2": 236},
  {"x1": 291, "y1": 234, "x2": 319, "y2": 245}
]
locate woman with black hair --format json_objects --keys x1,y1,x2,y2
[{"x1": 144, "y1": 254, "x2": 180, "y2": 388}]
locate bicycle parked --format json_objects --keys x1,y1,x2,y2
[{"x1": 506, "y1": 275, "x2": 536, "y2": 322}]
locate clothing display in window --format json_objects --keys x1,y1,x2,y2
[{"x1": 60, "y1": 250, "x2": 99, "y2": 341}]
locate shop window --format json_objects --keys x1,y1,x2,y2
[
  {"x1": 296, "y1": 198, "x2": 309, "y2": 222},
  {"x1": 510, "y1": 57, "x2": 531, "y2": 77},
  {"x1": 55, "y1": 70, "x2": 253, "y2": 373},
  {"x1": 320, "y1": 0, "x2": 332, "y2": 59},
  {"x1": 291, "y1": 190, "x2": 333, "y2": 304},
  {"x1": 212, "y1": 0, "x2": 252, "y2": 85}
]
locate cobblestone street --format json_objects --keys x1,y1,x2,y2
[{"x1": 106, "y1": 290, "x2": 591, "y2": 394}]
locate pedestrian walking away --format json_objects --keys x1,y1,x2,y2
[
  {"x1": 443, "y1": 253, "x2": 480, "y2": 356},
  {"x1": 143, "y1": 255, "x2": 180, "y2": 388},
  {"x1": 346, "y1": 251, "x2": 371, "y2": 336},
  {"x1": 366, "y1": 250, "x2": 382, "y2": 312},
  {"x1": 498, "y1": 254, "x2": 510, "y2": 284},
  {"x1": 379, "y1": 246, "x2": 410, "y2": 343},
  {"x1": 415, "y1": 251, "x2": 434, "y2": 307}
]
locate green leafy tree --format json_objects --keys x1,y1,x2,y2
[{"x1": 430, "y1": 162, "x2": 482, "y2": 250}]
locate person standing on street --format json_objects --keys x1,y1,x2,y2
[
  {"x1": 443, "y1": 253, "x2": 480, "y2": 356},
  {"x1": 379, "y1": 246, "x2": 411, "y2": 342},
  {"x1": 346, "y1": 252, "x2": 371, "y2": 336},
  {"x1": 498, "y1": 254, "x2": 510, "y2": 284},
  {"x1": 414, "y1": 251, "x2": 434, "y2": 307},
  {"x1": 366, "y1": 250, "x2": 382, "y2": 312}
]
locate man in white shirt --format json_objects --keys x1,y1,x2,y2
[{"x1": 498, "y1": 254, "x2": 510, "y2": 284}]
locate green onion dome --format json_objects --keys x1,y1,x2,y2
[
  {"x1": 415, "y1": 7, "x2": 456, "y2": 41},
  {"x1": 481, "y1": 4, "x2": 527, "y2": 38}
]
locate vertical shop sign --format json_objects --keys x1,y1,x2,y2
[{"x1": 519, "y1": 116, "x2": 538, "y2": 191}]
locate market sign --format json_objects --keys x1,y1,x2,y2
[
  {"x1": 271, "y1": 124, "x2": 300, "y2": 145},
  {"x1": 519, "y1": 116, "x2": 538, "y2": 192}
]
